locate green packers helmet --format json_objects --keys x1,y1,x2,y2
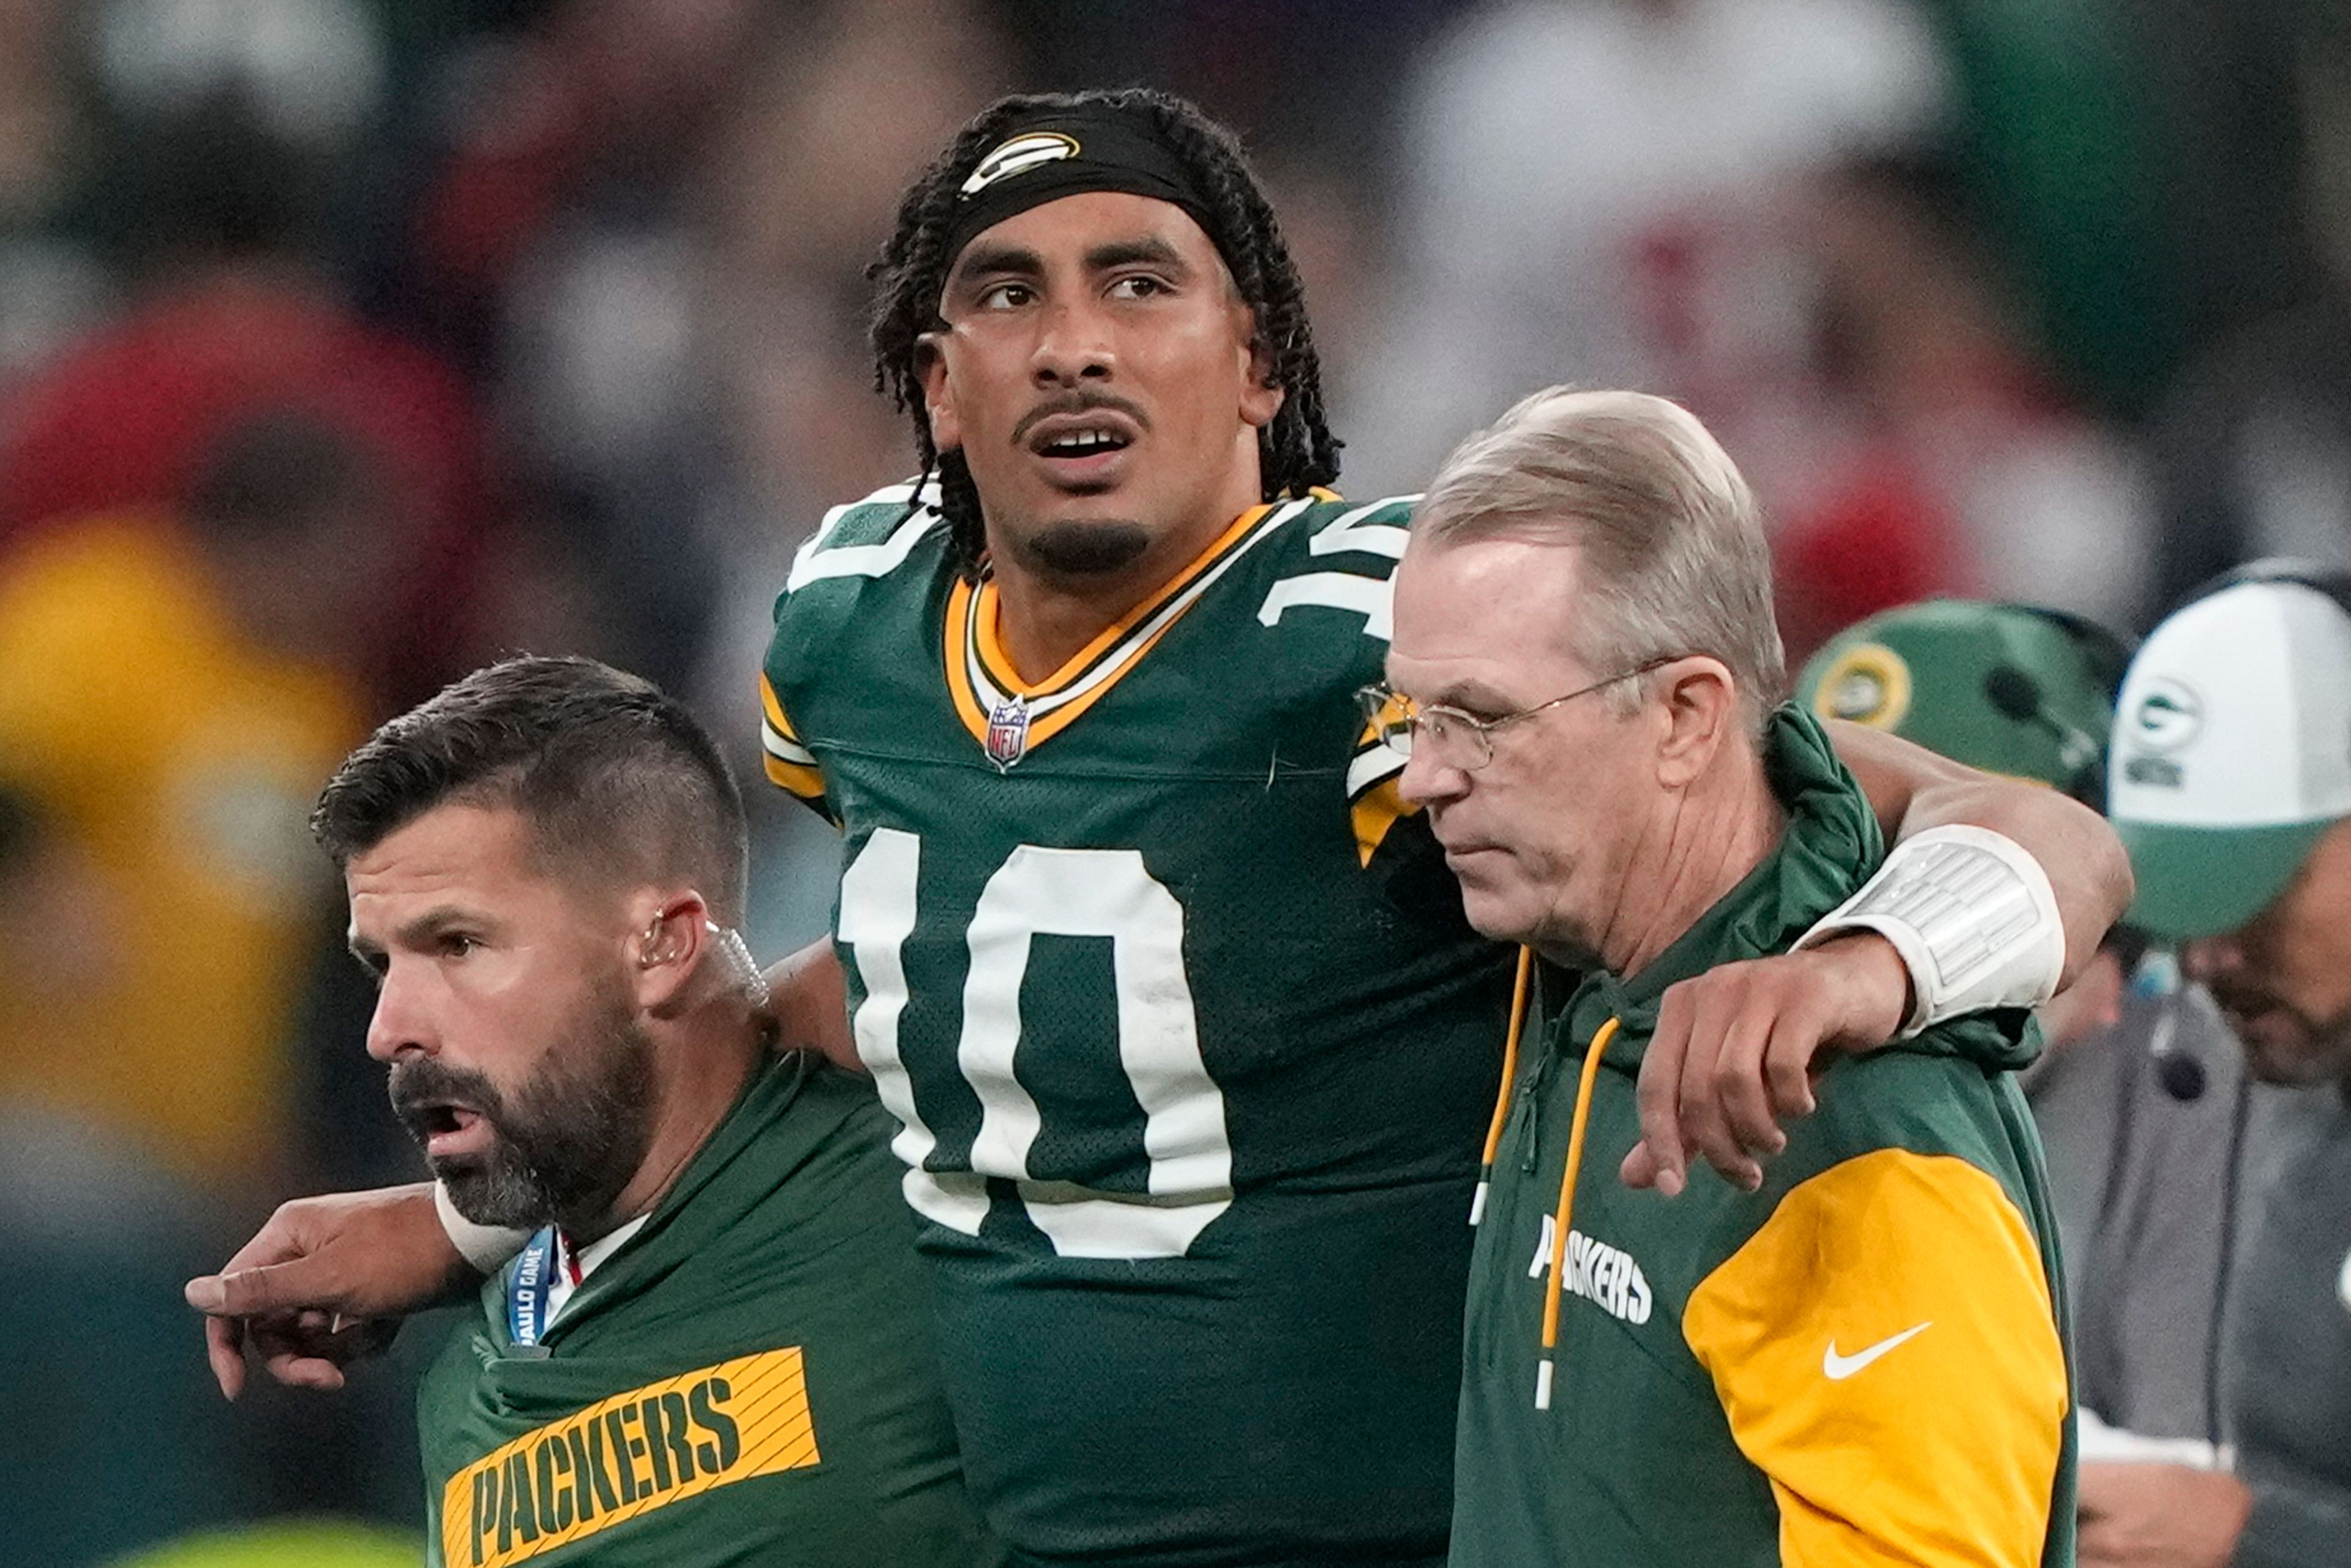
[{"x1": 1798, "y1": 599, "x2": 2132, "y2": 809}]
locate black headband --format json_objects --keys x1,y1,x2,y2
[{"x1": 942, "y1": 107, "x2": 1227, "y2": 275}]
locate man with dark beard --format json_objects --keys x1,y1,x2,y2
[
  {"x1": 2089, "y1": 564, "x2": 2351, "y2": 1568},
  {"x1": 217, "y1": 655, "x2": 994, "y2": 1567}
]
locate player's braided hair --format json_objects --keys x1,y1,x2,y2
[{"x1": 869, "y1": 88, "x2": 1341, "y2": 580}]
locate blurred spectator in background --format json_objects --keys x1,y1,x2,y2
[
  {"x1": 0, "y1": 408, "x2": 396, "y2": 1565},
  {"x1": 351, "y1": 0, "x2": 1012, "y2": 702},
  {"x1": 1773, "y1": 158, "x2": 2151, "y2": 652},
  {"x1": 0, "y1": 84, "x2": 497, "y2": 710},
  {"x1": 1354, "y1": 1, "x2": 2159, "y2": 655},
  {"x1": 0, "y1": 409, "x2": 382, "y2": 1196},
  {"x1": 1349, "y1": 0, "x2": 1952, "y2": 498},
  {"x1": 359, "y1": 0, "x2": 761, "y2": 694},
  {"x1": 2146, "y1": 15, "x2": 2351, "y2": 609}
]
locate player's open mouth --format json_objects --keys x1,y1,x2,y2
[
  {"x1": 417, "y1": 1101, "x2": 492, "y2": 1159},
  {"x1": 1026, "y1": 413, "x2": 1138, "y2": 487}
]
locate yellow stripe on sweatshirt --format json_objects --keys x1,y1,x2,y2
[{"x1": 1681, "y1": 1149, "x2": 2067, "y2": 1567}]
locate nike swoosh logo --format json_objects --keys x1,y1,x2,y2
[{"x1": 1822, "y1": 1321, "x2": 1933, "y2": 1380}]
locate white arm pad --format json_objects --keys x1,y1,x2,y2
[
  {"x1": 1793, "y1": 825, "x2": 2065, "y2": 1037},
  {"x1": 434, "y1": 1180, "x2": 531, "y2": 1275}
]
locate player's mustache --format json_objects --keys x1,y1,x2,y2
[
  {"x1": 388, "y1": 1057, "x2": 507, "y2": 1135},
  {"x1": 1011, "y1": 390, "x2": 1150, "y2": 445}
]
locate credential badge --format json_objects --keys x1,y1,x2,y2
[{"x1": 985, "y1": 694, "x2": 1032, "y2": 771}]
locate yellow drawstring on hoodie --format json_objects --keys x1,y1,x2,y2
[
  {"x1": 1536, "y1": 1015, "x2": 1620, "y2": 1411},
  {"x1": 1469, "y1": 948, "x2": 1535, "y2": 1228}
]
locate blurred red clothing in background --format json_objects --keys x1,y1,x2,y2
[{"x1": 0, "y1": 272, "x2": 497, "y2": 706}]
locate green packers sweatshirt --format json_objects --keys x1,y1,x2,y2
[{"x1": 1450, "y1": 708, "x2": 2077, "y2": 1567}]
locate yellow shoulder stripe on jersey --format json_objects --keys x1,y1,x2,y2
[
  {"x1": 761, "y1": 753, "x2": 828, "y2": 801},
  {"x1": 1348, "y1": 693, "x2": 1419, "y2": 865},
  {"x1": 757, "y1": 673, "x2": 828, "y2": 806},
  {"x1": 440, "y1": 1347, "x2": 819, "y2": 1568},
  {"x1": 1681, "y1": 1147, "x2": 2067, "y2": 1567},
  {"x1": 945, "y1": 500, "x2": 1291, "y2": 756}
]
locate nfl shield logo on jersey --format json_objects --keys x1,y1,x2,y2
[{"x1": 985, "y1": 695, "x2": 1032, "y2": 771}]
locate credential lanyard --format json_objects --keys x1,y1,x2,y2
[{"x1": 507, "y1": 1226, "x2": 559, "y2": 1350}]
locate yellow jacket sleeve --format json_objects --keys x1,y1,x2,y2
[
  {"x1": 1682, "y1": 1149, "x2": 2069, "y2": 1567},
  {"x1": 758, "y1": 673, "x2": 834, "y2": 822}
]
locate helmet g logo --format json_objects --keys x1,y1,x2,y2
[
  {"x1": 2133, "y1": 678, "x2": 2203, "y2": 752},
  {"x1": 962, "y1": 132, "x2": 1082, "y2": 197},
  {"x1": 1813, "y1": 643, "x2": 1912, "y2": 730}
]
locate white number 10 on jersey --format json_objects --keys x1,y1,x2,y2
[{"x1": 838, "y1": 829, "x2": 1234, "y2": 1260}]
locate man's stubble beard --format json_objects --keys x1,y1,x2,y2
[
  {"x1": 2210, "y1": 981, "x2": 2351, "y2": 1087},
  {"x1": 391, "y1": 971, "x2": 659, "y2": 1233}
]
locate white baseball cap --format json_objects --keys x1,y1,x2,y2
[{"x1": 2109, "y1": 569, "x2": 2351, "y2": 940}]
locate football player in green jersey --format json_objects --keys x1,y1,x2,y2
[{"x1": 191, "y1": 90, "x2": 2129, "y2": 1568}]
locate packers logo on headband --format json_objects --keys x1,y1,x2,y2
[
  {"x1": 962, "y1": 132, "x2": 1082, "y2": 198},
  {"x1": 1813, "y1": 642, "x2": 1913, "y2": 730}
]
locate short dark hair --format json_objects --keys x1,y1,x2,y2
[
  {"x1": 868, "y1": 88, "x2": 1341, "y2": 579},
  {"x1": 312, "y1": 657, "x2": 749, "y2": 922}
]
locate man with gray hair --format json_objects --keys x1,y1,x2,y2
[{"x1": 1376, "y1": 388, "x2": 2077, "y2": 1565}]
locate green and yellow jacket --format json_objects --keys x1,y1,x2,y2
[
  {"x1": 1450, "y1": 709, "x2": 2077, "y2": 1567},
  {"x1": 418, "y1": 1055, "x2": 997, "y2": 1568}
]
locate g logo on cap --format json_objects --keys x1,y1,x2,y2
[
  {"x1": 962, "y1": 132, "x2": 1082, "y2": 197},
  {"x1": 2133, "y1": 678, "x2": 2203, "y2": 752},
  {"x1": 1813, "y1": 643, "x2": 1913, "y2": 731}
]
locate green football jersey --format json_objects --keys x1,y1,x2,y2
[
  {"x1": 761, "y1": 485, "x2": 1515, "y2": 1566},
  {"x1": 417, "y1": 1057, "x2": 997, "y2": 1568}
]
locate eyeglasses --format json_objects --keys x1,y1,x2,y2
[{"x1": 1355, "y1": 657, "x2": 1681, "y2": 771}]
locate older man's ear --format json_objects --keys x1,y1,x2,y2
[{"x1": 1652, "y1": 658, "x2": 1742, "y2": 789}]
